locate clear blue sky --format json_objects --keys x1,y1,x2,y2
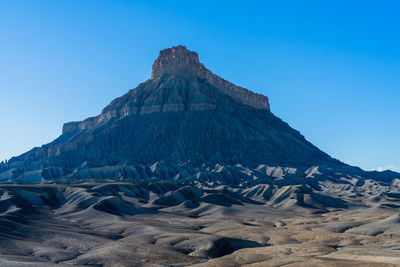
[{"x1": 0, "y1": 0, "x2": 399, "y2": 171}]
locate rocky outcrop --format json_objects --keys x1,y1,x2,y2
[
  {"x1": 151, "y1": 45, "x2": 204, "y2": 79},
  {"x1": 151, "y1": 45, "x2": 270, "y2": 111},
  {"x1": 2, "y1": 45, "x2": 343, "y2": 182},
  {"x1": 62, "y1": 46, "x2": 269, "y2": 135}
]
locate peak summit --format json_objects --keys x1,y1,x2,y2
[
  {"x1": 151, "y1": 45, "x2": 205, "y2": 79},
  {"x1": 151, "y1": 45, "x2": 270, "y2": 110}
]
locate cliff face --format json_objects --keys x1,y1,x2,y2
[
  {"x1": 151, "y1": 45, "x2": 204, "y2": 79},
  {"x1": 63, "y1": 46, "x2": 269, "y2": 136},
  {"x1": 151, "y1": 45, "x2": 270, "y2": 111},
  {"x1": 1, "y1": 45, "x2": 342, "y2": 182}
]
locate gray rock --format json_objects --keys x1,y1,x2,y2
[{"x1": 1, "y1": 45, "x2": 399, "y2": 196}]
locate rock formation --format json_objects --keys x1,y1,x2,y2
[
  {"x1": 1, "y1": 46, "x2": 400, "y2": 267},
  {"x1": 151, "y1": 45, "x2": 270, "y2": 111},
  {"x1": 0, "y1": 45, "x2": 348, "y2": 183}
]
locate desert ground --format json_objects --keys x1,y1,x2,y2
[{"x1": 1, "y1": 183, "x2": 400, "y2": 267}]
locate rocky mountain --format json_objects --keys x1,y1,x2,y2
[
  {"x1": 1, "y1": 46, "x2": 400, "y2": 266},
  {"x1": 0, "y1": 45, "x2": 347, "y2": 183}
]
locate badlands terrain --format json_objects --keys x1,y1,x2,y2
[
  {"x1": 1, "y1": 46, "x2": 399, "y2": 266},
  {"x1": 1, "y1": 180, "x2": 400, "y2": 266}
]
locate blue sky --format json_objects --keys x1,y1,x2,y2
[{"x1": 0, "y1": 0, "x2": 399, "y2": 171}]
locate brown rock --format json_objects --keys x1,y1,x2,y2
[{"x1": 151, "y1": 45, "x2": 270, "y2": 111}]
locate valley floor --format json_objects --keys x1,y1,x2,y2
[{"x1": 1, "y1": 184, "x2": 400, "y2": 267}]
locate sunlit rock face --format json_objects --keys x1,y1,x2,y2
[
  {"x1": 63, "y1": 46, "x2": 270, "y2": 136},
  {"x1": 1, "y1": 45, "x2": 342, "y2": 182},
  {"x1": 151, "y1": 45, "x2": 204, "y2": 79},
  {"x1": 152, "y1": 45, "x2": 270, "y2": 111}
]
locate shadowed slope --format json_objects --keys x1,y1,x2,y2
[{"x1": 1, "y1": 46, "x2": 342, "y2": 182}]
